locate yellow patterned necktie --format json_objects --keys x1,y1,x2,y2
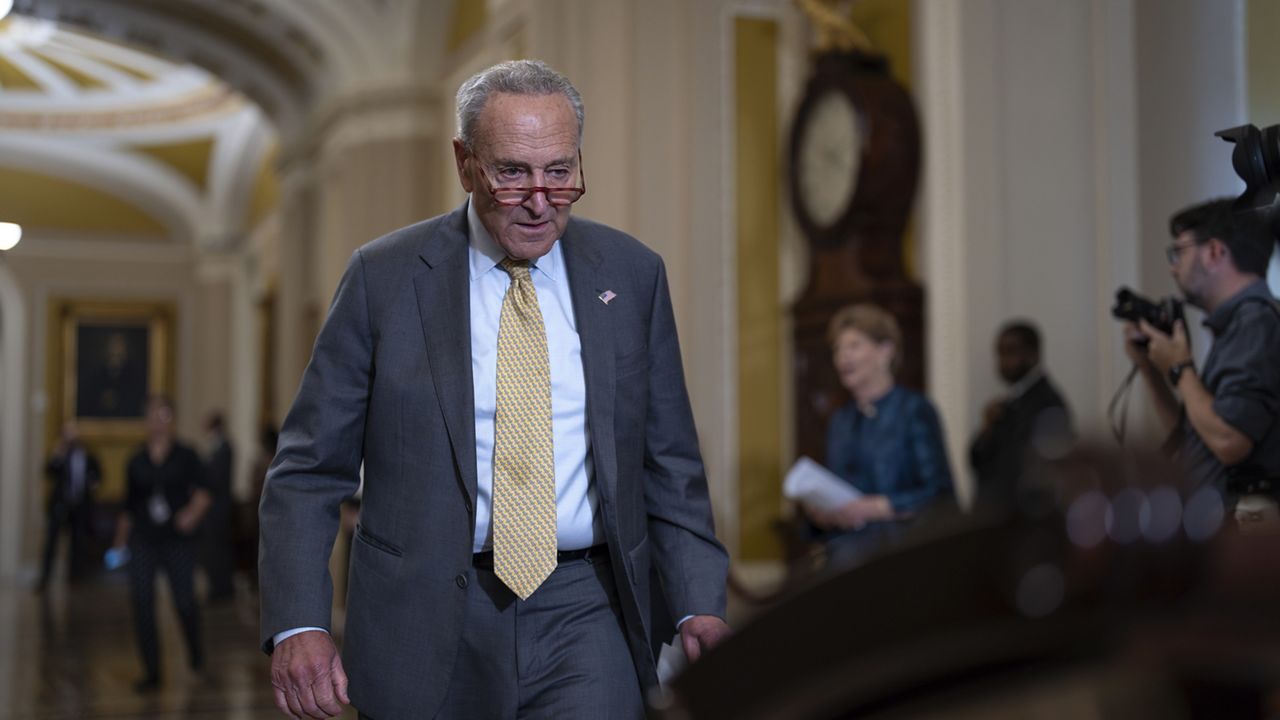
[{"x1": 492, "y1": 258, "x2": 557, "y2": 599}]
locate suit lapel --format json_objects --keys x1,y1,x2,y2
[
  {"x1": 414, "y1": 206, "x2": 479, "y2": 504},
  {"x1": 562, "y1": 221, "x2": 618, "y2": 507}
]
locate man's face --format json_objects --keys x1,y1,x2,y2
[
  {"x1": 1168, "y1": 229, "x2": 1210, "y2": 309},
  {"x1": 452, "y1": 92, "x2": 580, "y2": 261},
  {"x1": 145, "y1": 400, "x2": 174, "y2": 439},
  {"x1": 996, "y1": 333, "x2": 1037, "y2": 384}
]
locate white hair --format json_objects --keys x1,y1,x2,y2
[{"x1": 455, "y1": 59, "x2": 584, "y2": 150}]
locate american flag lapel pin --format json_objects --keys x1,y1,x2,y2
[{"x1": 598, "y1": 290, "x2": 617, "y2": 305}]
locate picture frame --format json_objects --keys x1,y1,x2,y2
[{"x1": 55, "y1": 300, "x2": 174, "y2": 434}]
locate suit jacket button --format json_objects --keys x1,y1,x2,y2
[{"x1": 456, "y1": 574, "x2": 468, "y2": 589}]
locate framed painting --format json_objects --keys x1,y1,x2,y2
[{"x1": 56, "y1": 300, "x2": 174, "y2": 432}]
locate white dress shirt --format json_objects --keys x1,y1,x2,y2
[
  {"x1": 466, "y1": 200, "x2": 603, "y2": 553},
  {"x1": 273, "y1": 199, "x2": 603, "y2": 647}
]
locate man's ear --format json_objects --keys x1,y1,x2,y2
[
  {"x1": 452, "y1": 138, "x2": 474, "y2": 194},
  {"x1": 1206, "y1": 236, "x2": 1230, "y2": 266}
]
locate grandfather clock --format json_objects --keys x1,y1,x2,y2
[{"x1": 788, "y1": 46, "x2": 923, "y2": 465}]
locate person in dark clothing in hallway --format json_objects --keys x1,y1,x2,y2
[
  {"x1": 199, "y1": 411, "x2": 236, "y2": 602},
  {"x1": 111, "y1": 396, "x2": 212, "y2": 692},
  {"x1": 236, "y1": 424, "x2": 277, "y2": 590},
  {"x1": 969, "y1": 321, "x2": 1073, "y2": 508},
  {"x1": 805, "y1": 304, "x2": 955, "y2": 569},
  {"x1": 37, "y1": 422, "x2": 102, "y2": 592}
]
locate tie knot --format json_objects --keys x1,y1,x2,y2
[{"x1": 499, "y1": 257, "x2": 532, "y2": 282}]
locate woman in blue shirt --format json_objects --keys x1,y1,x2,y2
[{"x1": 804, "y1": 304, "x2": 954, "y2": 568}]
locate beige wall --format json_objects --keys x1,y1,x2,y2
[
  {"x1": 0, "y1": 262, "x2": 28, "y2": 580},
  {"x1": 316, "y1": 135, "x2": 443, "y2": 302},
  {"x1": 2, "y1": 241, "x2": 208, "y2": 572},
  {"x1": 1247, "y1": 0, "x2": 1280, "y2": 296},
  {"x1": 1248, "y1": 0, "x2": 1280, "y2": 127},
  {"x1": 918, "y1": 0, "x2": 1248, "y2": 509}
]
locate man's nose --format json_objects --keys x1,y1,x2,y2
[{"x1": 522, "y1": 188, "x2": 550, "y2": 215}]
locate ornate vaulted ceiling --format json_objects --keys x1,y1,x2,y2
[
  {"x1": 0, "y1": 0, "x2": 451, "y2": 245},
  {"x1": 0, "y1": 14, "x2": 277, "y2": 243}
]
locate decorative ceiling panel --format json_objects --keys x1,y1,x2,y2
[
  {"x1": 0, "y1": 165, "x2": 167, "y2": 235},
  {"x1": 0, "y1": 15, "x2": 277, "y2": 244}
]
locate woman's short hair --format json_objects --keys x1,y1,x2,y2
[{"x1": 826, "y1": 303, "x2": 903, "y2": 374}]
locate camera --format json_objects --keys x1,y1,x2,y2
[
  {"x1": 1110, "y1": 287, "x2": 1184, "y2": 337},
  {"x1": 1216, "y1": 123, "x2": 1280, "y2": 239}
]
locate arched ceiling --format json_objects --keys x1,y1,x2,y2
[
  {"x1": 0, "y1": 15, "x2": 240, "y2": 121},
  {"x1": 0, "y1": 0, "x2": 455, "y2": 246},
  {"x1": 12, "y1": 0, "x2": 448, "y2": 135},
  {"x1": 0, "y1": 14, "x2": 277, "y2": 244}
]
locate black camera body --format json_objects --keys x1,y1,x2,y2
[
  {"x1": 1216, "y1": 123, "x2": 1280, "y2": 240},
  {"x1": 1111, "y1": 287, "x2": 1184, "y2": 337}
]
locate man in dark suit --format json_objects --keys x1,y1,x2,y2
[
  {"x1": 199, "y1": 412, "x2": 236, "y2": 602},
  {"x1": 969, "y1": 321, "x2": 1073, "y2": 508},
  {"x1": 260, "y1": 60, "x2": 729, "y2": 719},
  {"x1": 38, "y1": 422, "x2": 101, "y2": 591}
]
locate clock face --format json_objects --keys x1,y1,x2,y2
[{"x1": 797, "y1": 89, "x2": 862, "y2": 229}]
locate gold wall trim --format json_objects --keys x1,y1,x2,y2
[
  {"x1": 248, "y1": 141, "x2": 281, "y2": 229},
  {"x1": 0, "y1": 83, "x2": 240, "y2": 130},
  {"x1": 0, "y1": 166, "x2": 168, "y2": 235},
  {"x1": 1248, "y1": 0, "x2": 1280, "y2": 124},
  {"x1": 27, "y1": 48, "x2": 108, "y2": 90},
  {"x1": 448, "y1": 0, "x2": 489, "y2": 53},
  {"x1": 133, "y1": 137, "x2": 216, "y2": 191},
  {"x1": 850, "y1": 0, "x2": 913, "y2": 89},
  {"x1": 46, "y1": 299, "x2": 177, "y2": 501},
  {"x1": 83, "y1": 51, "x2": 156, "y2": 82},
  {"x1": 735, "y1": 17, "x2": 783, "y2": 560},
  {"x1": 850, "y1": 0, "x2": 918, "y2": 279},
  {"x1": 0, "y1": 54, "x2": 41, "y2": 90}
]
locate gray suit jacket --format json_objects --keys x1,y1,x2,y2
[{"x1": 259, "y1": 204, "x2": 728, "y2": 719}]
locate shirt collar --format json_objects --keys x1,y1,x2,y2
[
  {"x1": 1203, "y1": 279, "x2": 1272, "y2": 334},
  {"x1": 466, "y1": 197, "x2": 562, "y2": 283}
]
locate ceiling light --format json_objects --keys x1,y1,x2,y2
[
  {"x1": 0, "y1": 222, "x2": 22, "y2": 251},
  {"x1": 0, "y1": 0, "x2": 13, "y2": 22}
]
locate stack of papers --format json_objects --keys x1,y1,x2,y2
[
  {"x1": 656, "y1": 633, "x2": 687, "y2": 687},
  {"x1": 783, "y1": 457, "x2": 861, "y2": 509}
]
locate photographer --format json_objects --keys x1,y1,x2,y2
[{"x1": 1124, "y1": 198, "x2": 1280, "y2": 527}]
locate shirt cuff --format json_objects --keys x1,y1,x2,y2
[
  {"x1": 273, "y1": 627, "x2": 328, "y2": 648},
  {"x1": 676, "y1": 615, "x2": 695, "y2": 629}
]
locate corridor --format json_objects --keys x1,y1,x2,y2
[{"x1": 0, "y1": 573, "x2": 317, "y2": 719}]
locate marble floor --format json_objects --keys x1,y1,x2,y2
[{"x1": 0, "y1": 571, "x2": 354, "y2": 720}]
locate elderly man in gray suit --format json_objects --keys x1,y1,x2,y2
[{"x1": 260, "y1": 59, "x2": 731, "y2": 719}]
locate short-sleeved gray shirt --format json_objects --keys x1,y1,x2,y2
[{"x1": 1179, "y1": 280, "x2": 1280, "y2": 497}]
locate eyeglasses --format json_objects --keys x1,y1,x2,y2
[
  {"x1": 473, "y1": 151, "x2": 587, "y2": 206},
  {"x1": 1165, "y1": 239, "x2": 1199, "y2": 264}
]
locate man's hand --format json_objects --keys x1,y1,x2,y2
[
  {"x1": 174, "y1": 488, "x2": 213, "y2": 536},
  {"x1": 271, "y1": 631, "x2": 349, "y2": 719},
  {"x1": 173, "y1": 507, "x2": 201, "y2": 535},
  {"x1": 680, "y1": 615, "x2": 730, "y2": 662},
  {"x1": 1122, "y1": 322, "x2": 1156, "y2": 371},
  {"x1": 1138, "y1": 319, "x2": 1191, "y2": 376}
]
